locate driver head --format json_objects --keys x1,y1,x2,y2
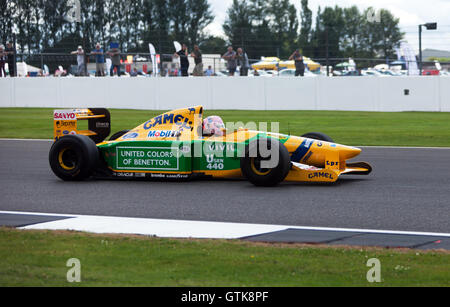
[{"x1": 203, "y1": 116, "x2": 225, "y2": 137}]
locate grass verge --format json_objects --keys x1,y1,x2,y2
[
  {"x1": 1, "y1": 108, "x2": 450, "y2": 147},
  {"x1": 0, "y1": 228, "x2": 448, "y2": 287}
]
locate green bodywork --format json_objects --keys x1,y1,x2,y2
[{"x1": 98, "y1": 137, "x2": 272, "y2": 174}]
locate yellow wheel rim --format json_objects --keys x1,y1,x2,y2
[
  {"x1": 58, "y1": 148, "x2": 76, "y2": 171},
  {"x1": 250, "y1": 158, "x2": 271, "y2": 176}
]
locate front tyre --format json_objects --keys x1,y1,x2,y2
[
  {"x1": 301, "y1": 132, "x2": 334, "y2": 143},
  {"x1": 241, "y1": 138, "x2": 291, "y2": 187},
  {"x1": 49, "y1": 135, "x2": 99, "y2": 181}
]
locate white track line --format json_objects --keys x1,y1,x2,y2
[{"x1": 2, "y1": 211, "x2": 449, "y2": 239}]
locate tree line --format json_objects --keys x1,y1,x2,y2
[
  {"x1": 224, "y1": 0, "x2": 404, "y2": 59},
  {"x1": 0, "y1": 0, "x2": 404, "y2": 60},
  {"x1": 0, "y1": 0, "x2": 214, "y2": 54}
]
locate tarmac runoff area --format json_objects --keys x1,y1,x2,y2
[{"x1": 0, "y1": 139, "x2": 449, "y2": 250}]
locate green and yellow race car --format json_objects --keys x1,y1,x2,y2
[{"x1": 49, "y1": 106, "x2": 372, "y2": 186}]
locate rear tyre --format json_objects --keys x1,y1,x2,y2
[
  {"x1": 241, "y1": 138, "x2": 291, "y2": 187},
  {"x1": 109, "y1": 130, "x2": 130, "y2": 141},
  {"x1": 49, "y1": 135, "x2": 99, "y2": 181},
  {"x1": 301, "y1": 132, "x2": 334, "y2": 143}
]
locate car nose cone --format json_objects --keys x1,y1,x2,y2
[{"x1": 339, "y1": 146, "x2": 362, "y2": 160}]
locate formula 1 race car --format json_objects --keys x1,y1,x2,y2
[{"x1": 49, "y1": 106, "x2": 372, "y2": 186}]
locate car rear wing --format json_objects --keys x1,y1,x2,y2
[{"x1": 53, "y1": 108, "x2": 111, "y2": 144}]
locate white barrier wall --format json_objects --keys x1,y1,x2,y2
[{"x1": 1, "y1": 77, "x2": 449, "y2": 112}]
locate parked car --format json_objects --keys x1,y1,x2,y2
[
  {"x1": 361, "y1": 70, "x2": 384, "y2": 77},
  {"x1": 379, "y1": 70, "x2": 402, "y2": 76},
  {"x1": 278, "y1": 69, "x2": 317, "y2": 77}
]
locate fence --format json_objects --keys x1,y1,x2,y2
[
  {"x1": 9, "y1": 52, "x2": 447, "y2": 77},
  {"x1": 1, "y1": 76, "x2": 449, "y2": 112}
]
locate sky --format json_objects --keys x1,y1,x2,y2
[{"x1": 205, "y1": 0, "x2": 450, "y2": 54}]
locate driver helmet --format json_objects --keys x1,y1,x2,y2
[{"x1": 203, "y1": 116, "x2": 225, "y2": 136}]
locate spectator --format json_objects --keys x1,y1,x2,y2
[
  {"x1": 130, "y1": 68, "x2": 139, "y2": 77},
  {"x1": 0, "y1": 45, "x2": 6, "y2": 78},
  {"x1": 108, "y1": 46, "x2": 122, "y2": 77},
  {"x1": 191, "y1": 45, "x2": 204, "y2": 76},
  {"x1": 55, "y1": 66, "x2": 67, "y2": 77},
  {"x1": 71, "y1": 46, "x2": 86, "y2": 76},
  {"x1": 237, "y1": 48, "x2": 250, "y2": 76},
  {"x1": 173, "y1": 44, "x2": 189, "y2": 77},
  {"x1": 222, "y1": 46, "x2": 237, "y2": 76},
  {"x1": 289, "y1": 49, "x2": 305, "y2": 77},
  {"x1": 91, "y1": 43, "x2": 105, "y2": 77},
  {"x1": 5, "y1": 42, "x2": 16, "y2": 77},
  {"x1": 205, "y1": 65, "x2": 214, "y2": 76}
]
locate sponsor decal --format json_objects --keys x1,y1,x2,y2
[
  {"x1": 308, "y1": 172, "x2": 335, "y2": 180},
  {"x1": 54, "y1": 111, "x2": 77, "y2": 120},
  {"x1": 96, "y1": 122, "x2": 110, "y2": 128},
  {"x1": 113, "y1": 172, "x2": 146, "y2": 178},
  {"x1": 205, "y1": 154, "x2": 225, "y2": 170},
  {"x1": 116, "y1": 147, "x2": 180, "y2": 171},
  {"x1": 180, "y1": 146, "x2": 191, "y2": 154},
  {"x1": 326, "y1": 161, "x2": 339, "y2": 167},
  {"x1": 150, "y1": 174, "x2": 166, "y2": 178},
  {"x1": 123, "y1": 132, "x2": 139, "y2": 139},
  {"x1": 304, "y1": 139, "x2": 314, "y2": 148},
  {"x1": 63, "y1": 130, "x2": 70, "y2": 135},
  {"x1": 208, "y1": 144, "x2": 235, "y2": 151},
  {"x1": 56, "y1": 121, "x2": 76, "y2": 129},
  {"x1": 147, "y1": 130, "x2": 180, "y2": 138},
  {"x1": 114, "y1": 172, "x2": 134, "y2": 178},
  {"x1": 151, "y1": 173, "x2": 190, "y2": 179},
  {"x1": 69, "y1": 131, "x2": 77, "y2": 135},
  {"x1": 291, "y1": 139, "x2": 315, "y2": 163},
  {"x1": 143, "y1": 113, "x2": 193, "y2": 130}
]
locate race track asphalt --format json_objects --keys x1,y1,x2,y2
[{"x1": 0, "y1": 139, "x2": 449, "y2": 234}]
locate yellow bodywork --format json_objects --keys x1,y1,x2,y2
[
  {"x1": 53, "y1": 109, "x2": 108, "y2": 140},
  {"x1": 278, "y1": 58, "x2": 321, "y2": 71},
  {"x1": 251, "y1": 57, "x2": 321, "y2": 72}
]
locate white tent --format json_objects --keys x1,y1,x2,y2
[
  {"x1": 16, "y1": 62, "x2": 42, "y2": 77},
  {"x1": 374, "y1": 64, "x2": 389, "y2": 71}
]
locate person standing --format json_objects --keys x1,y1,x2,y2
[
  {"x1": 173, "y1": 44, "x2": 189, "y2": 77},
  {"x1": 108, "y1": 46, "x2": 122, "y2": 77},
  {"x1": 91, "y1": 43, "x2": 105, "y2": 77},
  {"x1": 71, "y1": 46, "x2": 86, "y2": 76},
  {"x1": 222, "y1": 46, "x2": 237, "y2": 76},
  {"x1": 289, "y1": 49, "x2": 305, "y2": 77},
  {"x1": 237, "y1": 48, "x2": 250, "y2": 76},
  {"x1": 0, "y1": 45, "x2": 6, "y2": 78},
  {"x1": 191, "y1": 45, "x2": 204, "y2": 76},
  {"x1": 205, "y1": 66, "x2": 214, "y2": 76},
  {"x1": 5, "y1": 42, "x2": 16, "y2": 77}
]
